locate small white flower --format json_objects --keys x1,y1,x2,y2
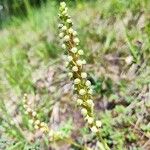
[
  {"x1": 82, "y1": 60, "x2": 86, "y2": 64},
  {"x1": 96, "y1": 120, "x2": 102, "y2": 128},
  {"x1": 71, "y1": 47, "x2": 77, "y2": 53},
  {"x1": 67, "y1": 19, "x2": 72, "y2": 23},
  {"x1": 27, "y1": 108, "x2": 32, "y2": 113},
  {"x1": 65, "y1": 61, "x2": 69, "y2": 67},
  {"x1": 91, "y1": 126, "x2": 98, "y2": 133},
  {"x1": 58, "y1": 23, "x2": 63, "y2": 28},
  {"x1": 125, "y1": 56, "x2": 133, "y2": 65},
  {"x1": 32, "y1": 111, "x2": 37, "y2": 117},
  {"x1": 23, "y1": 98, "x2": 27, "y2": 103},
  {"x1": 64, "y1": 35, "x2": 70, "y2": 42},
  {"x1": 68, "y1": 72, "x2": 73, "y2": 78},
  {"x1": 72, "y1": 66, "x2": 78, "y2": 72},
  {"x1": 48, "y1": 130, "x2": 54, "y2": 137},
  {"x1": 60, "y1": 2, "x2": 66, "y2": 9},
  {"x1": 74, "y1": 78, "x2": 81, "y2": 84},
  {"x1": 73, "y1": 37, "x2": 80, "y2": 44},
  {"x1": 61, "y1": 25, "x2": 67, "y2": 31},
  {"x1": 67, "y1": 55, "x2": 73, "y2": 61},
  {"x1": 34, "y1": 125, "x2": 39, "y2": 130},
  {"x1": 62, "y1": 44, "x2": 66, "y2": 49},
  {"x1": 40, "y1": 122, "x2": 47, "y2": 126},
  {"x1": 88, "y1": 89, "x2": 93, "y2": 95},
  {"x1": 81, "y1": 72, "x2": 87, "y2": 79},
  {"x1": 76, "y1": 60, "x2": 83, "y2": 66},
  {"x1": 72, "y1": 85, "x2": 77, "y2": 90},
  {"x1": 61, "y1": 7, "x2": 68, "y2": 14},
  {"x1": 79, "y1": 89, "x2": 86, "y2": 95},
  {"x1": 86, "y1": 80, "x2": 91, "y2": 87},
  {"x1": 77, "y1": 99, "x2": 83, "y2": 105},
  {"x1": 87, "y1": 99, "x2": 94, "y2": 107},
  {"x1": 87, "y1": 117, "x2": 94, "y2": 124},
  {"x1": 73, "y1": 31, "x2": 77, "y2": 36},
  {"x1": 68, "y1": 28, "x2": 74, "y2": 34},
  {"x1": 40, "y1": 127, "x2": 48, "y2": 132},
  {"x1": 78, "y1": 50, "x2": 84, "y2": 55},
  {"x1": 81, "y1": 108, "x2": 87, "y2": 116},
  {"x1": 35, "y1": 120, "x2": 40, "y2": 125},
  {"x1": 59, "y1": 32, "x2": 64, "y2": 38}
]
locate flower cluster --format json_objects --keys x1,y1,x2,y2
[
  {"x1": 23, "y1": 94, "x2": 49, "y2": 133},
  {"x1": 58, "y1": 2, "x2": 102, "y2": 133},
  {"x1": 23, "y1": 94, "x2": 62, "y2": 141}
]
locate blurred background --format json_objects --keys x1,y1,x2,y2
[{"x1": 0, "y1": 0, "x2": 150, "y2": 149}]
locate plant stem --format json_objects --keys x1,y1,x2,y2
[{"x1": 97, "y1": 132, "x2": 110, "y2": 150}]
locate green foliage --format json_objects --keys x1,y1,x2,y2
[
  {"x1": 4, "y1": 49, "x2": 33, "y2": 92},
  {"x1": 93, "y1": 76, "x2": 113, "y2": 97},
  {"x1": 0, "y1": 0, "x2": 47, "y2": 16}
]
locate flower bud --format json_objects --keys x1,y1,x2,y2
[
  {"x1": 64, "y1": 35, "x2": 70, "y2": 42},
  {"x1": 77, "y1": 99, "x2": 83, "y2": 105},
  {"x1": 81, "y1": 72, "x2": 87, "y2": 79},
  {"x1": 35, "y1": 120, "x2": 40, "y2": 125},
  {"x1": 34, "y1": 125, "x2": 39, "y2": 130},
  {"x1": 73, "y1": 31, "x2": 77, "y2": 36},
  {"x1": 67, "y1": 19, "x2": 72, "y2": 24},
  {"x1": 68, "y1": 28, "x2": 74, "y2": 34},
  {"x1": 78, "y1": 50, "x2": 84, "y2": 55},
  {"x1": 62, "y1": 44, "x2": 66, "y2": 49},
  {"x1": 72, "y1": 66, "x2": 78, "y2": 72},
  {"x1": 87, "y1": 117, "x2": 94, "y2": 124},
  {"x1": 40, "y1": 127, "x2": 48, "y2": 132},
  {"x1": 62, "y1": 8, "x2": 68, "y2": 15},
  {"x1": 58, "y1": 23, "x2": 63, "y2": 28},
  {"x1": 40, "y1": 122, "x2": 47, "y2": 127},
  {"x1": 71, "y1": 47, "x2": 77, "y2": 53},
  {"x1": 59, "y1": 32, "x2": 64, "y2": 38},
  {"x1": 61, "y1": 25, "x2": 67, "y2": 31},
  {"x1": 87, "y1": 99, "x2": 94, "y2": 107},
  {"x1": 91, "y1": 126, "x2": 98, "y2": 133},
  {"x1": 48, "y1": 130, "x2": 54, "y2": 137},
  {"x1": 74, "y1": 78, "x2": 81, "y2": 84},
  {"x1": 82, "y1": 60, "x2": 86, "y2": 64},
  {"x1": 23, "y1": 99, "x2": 27, "y2": 104},
  {"x1": 32, "y1": 111, "x2": 37, "y2": 117},
  {"x1": 73, "y1": 38, "x2": 80, "y2": 44},
  {"x1": 68, "y1": 72, "x2": 73, "y2": 78},
  {"x1": 27, "y1": 108, "x2": 32, "y2": 113},
  {"x1": 88, "y1": 89, "x2": 93, "y2": 95},
  {"x1": 81, "y1": 108, "x2": 87, "y2": 116},
  {"x1": 79, "y1": 89, "x2": 86, "y2": 95},
  {"x1": 96, "y1": 120, "x2": 102, "y2": 128},
  {"x1": 67, "y1": 55, "x2": 73, "y2": 61},
  {"x1": 125, "y1": 56, "x2": 133, "y2": 65},
  {"x1": 60, "y1": 2, "x2": 66, "y2": 9},
  {"x1": 76, "y1": 60, "x2": 83, "y2": 66},
  {"x1": 86, "y1": 80, "x2": 91, "y2": 87},
  {"x1": 65, "y1": 61, "x2": 69, "y2": 67}
]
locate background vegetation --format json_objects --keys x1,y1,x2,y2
[{"x1": 0, "y1": 0, "x2": 150, "y2": 149}]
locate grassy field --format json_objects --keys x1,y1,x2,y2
[{"x1": 0, "y1": 0, "x2": 150, "y2": 149}]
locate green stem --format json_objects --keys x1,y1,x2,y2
[{"x1": 96, "y1": 132, "x2": 110, "y2": 150}]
